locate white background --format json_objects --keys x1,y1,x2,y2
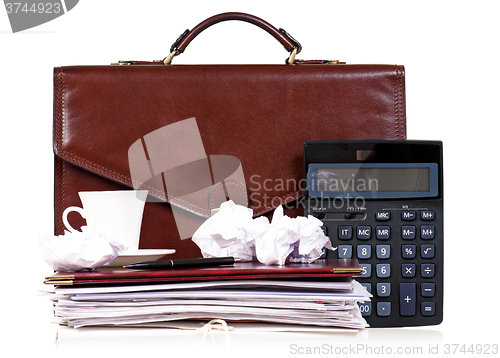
[{"x1": 1, "y1": 1, "x2": 499, "y2": 357}]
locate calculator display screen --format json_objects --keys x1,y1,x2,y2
[
  {"x1": 308, "y1": 163, "x2": 438, "y2": 199},
  {"x1": 316, "y1": 167, "x2": 430, "y2": 192}
]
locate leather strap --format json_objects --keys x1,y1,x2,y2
[{"x1": 167, "y1": 12, "x2": 301, "y2": 61}]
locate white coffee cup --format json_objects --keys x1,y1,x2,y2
[{"x1": 62, "y1": 190, "x2": 148, "y2": 253}]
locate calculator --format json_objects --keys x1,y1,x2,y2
[{"x1": 303, "y1": 140, "x2": 443, "y2": 327}]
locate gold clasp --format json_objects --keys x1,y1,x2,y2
[
  {"x1": 324, "y1": 60, "x2": 346, "y2": 64},
  {"x1": 111, "y1": 60, "x2": 133, "y2": 66},
  {"x1": 286, "y1": 47, "x2": 298, "y2": 65}
]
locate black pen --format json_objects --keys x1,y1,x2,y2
[{"x1": 124, "y1": 256, "x2": 240, "y2": 270}]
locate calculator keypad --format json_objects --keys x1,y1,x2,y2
[{"x1": 321, "y1": 202, "x2": 443, "y2": 327}]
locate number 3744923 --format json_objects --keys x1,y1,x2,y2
[
  {"x1": 444, "y1": 344, "x2": 498, "y2": 355},
  {"x1": 5, "y1": 2, "x2": 62, "y2": 14}
]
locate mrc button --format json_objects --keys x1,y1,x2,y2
[{"x1": 376, "y1": 211, "x2": 391, "y2": 221}]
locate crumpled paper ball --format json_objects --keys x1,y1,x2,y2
[
  {"x1": 192, "y1": 200, "x2": 334, "y2": 265},
  {"x1": 191, "y1": 201, "x2": 258, "y2": 262},
  {"x1": 39, "y1": 226, "x2": 128, "y2": 272}
]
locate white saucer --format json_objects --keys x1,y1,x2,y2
[{"x1": 106, "y1": 249, "x2": 176, "y2": 267}]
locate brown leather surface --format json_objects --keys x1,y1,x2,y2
[{"x1": 53, "y1": 63, "x2": 406, "y2": 259}]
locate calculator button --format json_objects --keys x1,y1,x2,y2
[
  {"x1": 357, "y1": 226, "x2": 371, "y2": 240},
  {"x1": 399, "y1": 283, "x2": 416, "y2": 316},
  {"x1": 338, "y1": 245, "x2": 352, "y2": 259},
  {"x1": 402, "y1": 244, "x2": 416, "y2": 259},
  {"x1": 421, "y1": 263, "x2": 435, "y2": 278},
  {"x1": 377, "y1": 302, "x2": 391, "y2": 317},
  {"x1": 402, "y1": 263, "x2": 416, "y2": 278},
  {"x1": 360, "y1": 283, "x2": 372, "y2": 294},
  {"x1": 360, "y1": 264, "x2": 372, "y2": 278},
  {"x1": 357, "y1": 245, "x2": 371, "y2": 259},
  {"x1": 421, "y1": 244, "x2": 435, "y2": 259},
  {"x1": 421, "y1": 225, "x2": 435, "y2": 240},
  {"x1": 401, "y1": 226, "x2": 416, "y2": 240},
  {"x1": 376, "y1": 245, "x2": 391, "y2": 259},
  {"x1": 338, "y1": 226, "x2": 352, "y2": 240},
  {"x1": 421, "y1": 210, "x2": 435, "y2": 221},
  {"x1": 376, "y1": 282, "x2": 391, "y2": 297},
  {"x1": 421, "y1": 283, "x2": 435, "y2": 297},
  {"x1": 358, "y1": 302, "x2": 372, "y2": 317},
  {"x1": 321, "y1": 225, "x2": 328, "y2": 236},
  {"x1": 376, "y1": 226, "x2": 391, "y2": 240},
  {"x1": 401, "y1": 211, "x2": 416, "y2": 221},
  {"x1": 376, "y1": 263, "x2": 391, "y2": 278},
  {"x1": 376, "y1": 211, "x2": 391, "y2": 221},
  {"x1": 421, "y1": 302, "x2": 436, "y2": 316}
]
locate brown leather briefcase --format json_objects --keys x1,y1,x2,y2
[{"x1": 53, "y1": 12, "x2": 406, "y2": 259}]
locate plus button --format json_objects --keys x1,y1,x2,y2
[{"x1": 400, "y1": 283, "x2": 416, "y2": 316}]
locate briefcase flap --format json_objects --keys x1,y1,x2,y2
[{"x1": 54, "y1": 63, "x2": 405, "y2": 216}]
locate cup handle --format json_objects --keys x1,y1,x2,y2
[{"x1": 62, "y1": 206, "x2": 86, "y2": 233}]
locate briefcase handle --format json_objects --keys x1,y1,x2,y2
[{"x1": 163, "y1": 12, "x2": 302, "y2": 65}]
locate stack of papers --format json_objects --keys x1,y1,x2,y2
[{"x1": 44, "y1": 260, "x2": 371, "y2": 329}]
